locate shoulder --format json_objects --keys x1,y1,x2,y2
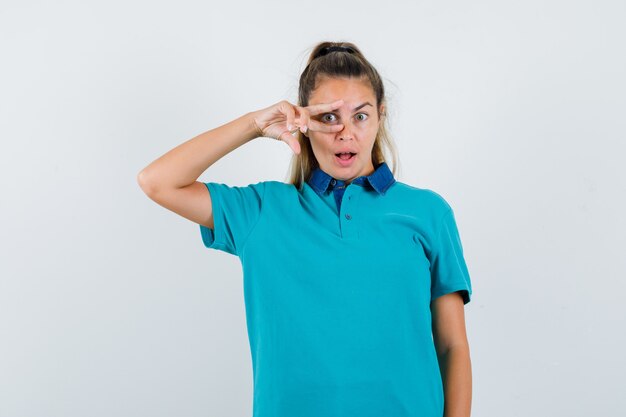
[
  {"x1": 388, "y1": 180, "x2": 453, "y2": 215},
  {"x1": 242, "y1": 180, "x2": 303, "y2": 204},
  {"x1": 259, "y1": 180, "x2": 299, "y2": 194},
  {"x1": 207, "y1": 180, "x2": 290, "y2": 191},
  {"x1": 206, "y1": 180, "x2": 300, "y2": 199}
]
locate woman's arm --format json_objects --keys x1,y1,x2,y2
[
  {"x1": 137, "y1": 112, "x2": 259, "y2": 193},
  {"x1": 431, "y1": 291, "x2": 473, "y2": 417},
  {"x1": 136, "y1": 112, "x2": 260, "y2": 229},
  {"x1": 136, "y1": 100, "x2": 344, "y2": 228}
]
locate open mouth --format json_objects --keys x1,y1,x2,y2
[
  {"x1": 335, "y1": 152, "x2": 356, "y2": 160},
  {"x1": 334, "y1": 152, "x2": 357, "y2": 166}
]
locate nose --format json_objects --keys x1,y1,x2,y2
[{"x1": 338, "y1": 120, "x2": 354, "y2": 141}]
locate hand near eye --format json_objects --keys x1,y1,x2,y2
[{"x1": 252, "y1": 99, "x2": 345, "y2": 155}]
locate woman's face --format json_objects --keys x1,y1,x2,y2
[{"x1": 305, "y1": 76, "x2": 384, "y2": 184}]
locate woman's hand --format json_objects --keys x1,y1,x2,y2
[{"x1": 251, "y1": 99, "x2": 345, "y2": 154}]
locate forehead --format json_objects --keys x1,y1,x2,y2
[{"x1": 309, "y1": 76, "x2": 375, "y2": 105}]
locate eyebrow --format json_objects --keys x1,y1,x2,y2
[{"x1": 353, "y1": 102, "x2": 373, "y2": 111}]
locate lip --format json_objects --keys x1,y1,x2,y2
[{"x1": 334, "y1": 152, "x2": 357, "y2": 167}]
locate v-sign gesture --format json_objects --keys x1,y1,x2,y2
[{"x1": 252, "y1": 99, "x2": 345, "y2": 154}]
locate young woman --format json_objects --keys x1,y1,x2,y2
[{"x1": 138, "y1": 41, "x2": 473, "y2": 417}]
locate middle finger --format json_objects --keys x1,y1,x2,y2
[{"x1": 305, "y1": 99, "x2": 345, "y2": 116}]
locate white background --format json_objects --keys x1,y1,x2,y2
[{"x1": 1, "y1": 1, "x2": 624, "y2": 416}]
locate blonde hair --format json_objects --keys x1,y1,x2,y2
[{"x1": 285, "y1": 41, "x2": 400, "y2": 190}]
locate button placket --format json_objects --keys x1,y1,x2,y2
[{"x1": 339, "y1": 184, "x2": 358, "y2": 239}]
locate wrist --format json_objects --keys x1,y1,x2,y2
[{"x1": 245, "y1": 110, "x2": 263, "y2": 141}]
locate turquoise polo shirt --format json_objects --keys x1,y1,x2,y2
[{"x1": 199, "y1": 161, "x2": 472, "y2": 417}]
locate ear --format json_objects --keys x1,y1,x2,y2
[{"x1": 379, "y1": 103, "x2": 386, "y2": 120}]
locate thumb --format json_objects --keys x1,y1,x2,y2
[
  {"x1": 285, "y1": 135, "x2": 301, "y2": 155},
  {"x1": 276, "y1": 129, "x2": 301, "y2": 155}
]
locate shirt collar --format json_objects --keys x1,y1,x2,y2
[{"x1": 306, "y1": 161, "x2": 396, "y2": 196}]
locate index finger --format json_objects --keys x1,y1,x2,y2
[{"x1": 305, "y1": 99, "x2": 345, "y2": 116}]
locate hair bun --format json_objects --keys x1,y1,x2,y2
[{"x1": 317, "y1": 45, "x2": 356, "y2": 57}]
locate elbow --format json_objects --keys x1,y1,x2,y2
[
  {"x1": 137, "y1": 168, "x2": 158, "y2": 196},
  {"x1": 436, "y1": 341, "x2": 470, "y2": 358}
]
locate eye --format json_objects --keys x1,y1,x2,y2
[
  {"x1": 355, "y1": 112, "x2": 368, "y2": 121},
  {"x1": 321, "y1": 113, "x2": 338, "y2": 123}
]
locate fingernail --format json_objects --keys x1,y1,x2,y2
[{"x1": 288, "y1": 124, "x2": 293, "y2": 130}]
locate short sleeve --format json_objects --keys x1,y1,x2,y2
[
  {"x1": 430, "y1": 207, "x2": 473, "y2": 305},
  {"x1": 199, "y1": 181, "x2": 266, "y2": 257}
]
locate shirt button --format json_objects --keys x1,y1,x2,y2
[{"x1": 345, "y1": 213, "x2": 352, "y2": 220}]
